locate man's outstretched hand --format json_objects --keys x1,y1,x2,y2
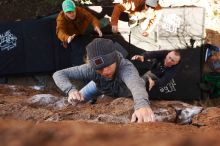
[
  {"x1": 62, "y1": 34, "x2": 76, "y2": 48},
  {"x1": 148, "y1": 77, "x2": 155, "y2": 91},
  {"x1": 112, "y1": 25, "x2": 118, "y2": 33},
  {"x1": 68, "y1": 90, "x2": 84, "y2": 104},
  {"x1": 131, "y1": 55, "x2": 145, "y2": 62},
  {"x1": 131, "y1": 107, "x2": 155, "y2": 123},
  {"x1": 67, "y1": 34, "x2": 76, "y2": 43},
  {"x1": 94, "y1": 26, "x2": 103, "y2": 37}
]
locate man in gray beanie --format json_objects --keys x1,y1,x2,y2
[{"x1": 53, "y1": 38, "x2": 155, "y2": 123}]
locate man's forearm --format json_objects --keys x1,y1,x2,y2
[
  {"x1": 111, "y1": 4, "x2": 125, "y2": 26},
  {"x1": 121, "y1": 62, "x2": 151, "y2": 110},
  {"x1": 53, "y1": 65, "x2": 94, "y2": 95},
  {"x1": 53, "y1": 69, "x2": 77, "y2": 95}
]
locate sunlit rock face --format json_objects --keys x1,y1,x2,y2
[
  {"x1": 25, "y1": 92, "x2": 203, "y2": 124},
  {"x1": 1, "y1": 84, "x2": 220, "y2": 146}
]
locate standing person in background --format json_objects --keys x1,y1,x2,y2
[
  {"x1": 111, "y1": 0, "x2": 146, "y2": 33},
  {"x1": 111, "y1": 0, "x2": 162, "y2": 36},
  {"x1": 56, "y1": 0, "x2": 109, "y2": 65},
  {"x1": 111, "y1": 0, "x2": 162, "y2": 58},
  {"x1": 203, "y1": 40, "x2": 220, "y2": 73},
  {"x1": 128, "y1": 0, "x2": 162, "y2": 37},
  {"x1": 138, "y1": 0, "x2": 162, "y2": 37}
]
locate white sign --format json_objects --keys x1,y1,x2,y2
[
  {"x1": 159, "y1": 79, "x2": 176, "y2": 94},
  {"x1": 0, "y1": 30, "x2": 17, "y2": 51},
  {"x1": 161, "y1": 14, "x2": 182, "y2": 33}
]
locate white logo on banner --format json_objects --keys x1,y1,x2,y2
[
  {"x1": 159, "y1": 79, "x2": 176, "y2": 94},
  {"x1": 162, "y1": 14, "x2": 182, "y2": 33},
  {"x1": 0, "y1": 30, "x2": 17, "y2": 51}
]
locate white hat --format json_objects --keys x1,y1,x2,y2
[{"x1": 145, "y1": 0, "x2": 159, "y2": 7}]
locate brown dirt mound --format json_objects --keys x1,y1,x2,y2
[{"x1": 0, "y1": 84, "x2": 220, "y2": 146}]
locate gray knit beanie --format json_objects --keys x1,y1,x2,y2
[
  {"x1": 145, "y1": 0, "x2": 159, "y2": 8},
  {"x1": 86, "y1": 38, "x2": 117, "y2": 70}
]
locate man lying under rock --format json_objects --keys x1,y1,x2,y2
[
  {"x1": 131, "y1": 50, "x2": 181, "y2": 91},
  {"x1": 53, "y1": 38, "x2": 155, "y2": 123}
]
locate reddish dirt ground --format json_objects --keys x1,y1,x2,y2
[{"x1": 0, "y1": 84, "x2": 220, "y2": 146}]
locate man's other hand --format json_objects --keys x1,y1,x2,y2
[
  {"x1": 67, "y1": 34, "x2": 76, "y2": 44},
  {"x1": 62, "y1": 42, "x2": 68, "y2": 48},
  {"x1": 112, "y1": 25, "x2": 118, "y2": 33},
  {"x1": 68, "y1": 90, "x2": 84, "y2": 104},
  {"x1": 94, "y1": 26, "x2": 103, "y2": 37},
  {"x1": 131, "y1": 55, "x2": 144, "y2": 62},
  {"x1": 142, "y1": 32, "x2": 149, "y2": 37},
  {"x1": 148, "y1": 77, "x2": 155, "y2": 91},
  {"x1": 131, "y1": 107, "x2": 155, "y2": 123}
]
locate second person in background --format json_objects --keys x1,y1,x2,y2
[
  {"x1": 56, "y1": 0, "x2": 109, "y2": 66},
  {"x1": 111, "y1": 0, "x2": 146, "y2": 33},
  {"x1": 111, "y1": 0, "x2": 162, "y2": 36}
]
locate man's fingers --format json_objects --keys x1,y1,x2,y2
[
  {"x1": 148, "y1": 78, "x2": 154, "y2": 91},
  {"x1": 62, "y1": 42, "x2": 68, "y2": 48},
  {"x1": 131, "y1": 113, "x2": 137, "y2": 123},
  {"x1": 70, "y1": 35, "x2": 74, "y2": 40},
  {"x1": 131, "y1": 55, "x2": 138, "y2": 60},
  {"x1": 79, "y1": 93, "x2": 84, "y2": 101},
  {"x1": 143, "y1": 115, "x2": 150, "y2": 122},
  {"x1": 94, "y1": 27, "x2": 102, "y2": 37},
  {"x1": 74, "y1": 92, "x2": 84, "y2": 101},
  {"x1": 137, "y1": 114, "x2": 144, "y2": 123},
  {"x1": 133, "y1": 55, "x2": 144, "y2": 62},
  {"x1": 143, "y1": 113, "x2": 154, "y2": 122},
  {"x1": 112, "y1": 26, "x2": 118, "y2": 33},
  {"x1": 151, "y1": 114, "x2": 156, "y2": 122},
  {"x1": 68, "y1": 96, "x2": 72, "y2": 103},
  {"x1": 132, "y1": 107, "x2": 155, "y2": 123},
  {"x1": 67, "y1": 35, "x2": 75, "y2": 44},
  {"x1": 68, "y1": 34, "x2": 76, "y2": 43},
  {"x1": 70, "y1": 98, "x2": 77, "y2": 103},
  {"x1": 141, "y1": 57, "x2": 144, "y2": 62},
  {"x1": 68, "y1": 92, "x2": 84, "y2": 103},
  {"x1": 98, "y1": 31, "x2": 102, "y2": 37},
  {"x1": 68, "y1": 96, "x2": 77, "y2": 103},
  {"x1": 149, "y1": 85, "x2": 152, "y2": 91}
]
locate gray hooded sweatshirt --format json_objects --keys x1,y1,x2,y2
[{"x1": 53, "y1": 52, "x2": 150, "y2": 110}]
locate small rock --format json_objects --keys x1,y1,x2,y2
[
  {"x1": 53, "y1": 98, "x2": 69, "y2": 110},
  {"x1": 93, "y1": 114, "x2": 130, "y2": 124},
  {"x1": 45, "y1": 113, "x2": 60, "y2": 122},
  {"x1": 176, "y1": 106, "x2": 203, "y2": 124},
  {"x1": 28, "y1": 94, "x2": 59, "y2": 107}
]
